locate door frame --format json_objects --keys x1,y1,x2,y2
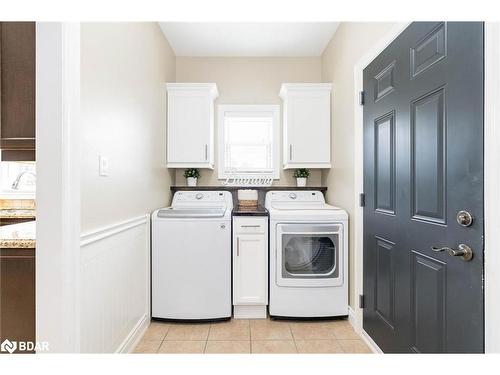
[
  {"x1": 352, "y1": 22, "x2": 500, "y2": 353},
  {"x1": 36, "y1": 22, "x2": 81, "y2": 352}
]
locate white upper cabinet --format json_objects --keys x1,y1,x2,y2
[
  {"x1": 166, "y1": 83, "x2": 218, "y2": 169},
  {"x1": 280, "y1": 83, "x2": 332, "y2": 169}
]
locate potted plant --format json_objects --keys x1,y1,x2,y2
[
  {"x1": 293, "y1": 168, "x2": 310, "y2": 187},
  {"x1": 184, "y1": 168, "x2": 200, "y2": 187}
]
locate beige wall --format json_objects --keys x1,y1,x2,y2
[
  {"x1": 174, "y1": 57, "x2": 323, "y2": 186},
  {"x1": 321, "y1": 22, "x2": 398, "y2": 306},
  {"x1": 80, "y1": 23, "x2": 176, "y2": 232}
]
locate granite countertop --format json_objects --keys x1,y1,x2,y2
[
  {"x1": 0, "y1": 199, "x2": 36, "y2": 219},
  {"x1": 0, "y1": 208, "x2": 36, "y2": 219},
  {"x1": 232, "y1": 204, "x2": 269, "y2": 216},
  {"x1": 0, "y1": 220, "x2": 36, "y2": 248}
]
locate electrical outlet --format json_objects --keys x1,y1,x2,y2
[{"x1": 99, "y1": 155, "x2": 109, "y2": 176}]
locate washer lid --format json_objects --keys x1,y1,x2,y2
[{"x1": 157, "y1": 207, "x2": 226, "y2": 218}]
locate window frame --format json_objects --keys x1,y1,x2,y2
[{"x1": 217, "y1": 104, "x2": 280, "y2": 180}]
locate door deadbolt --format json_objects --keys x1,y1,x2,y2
[{"x1": 456, "y1": 210, "x2": 473, "y2": 227}]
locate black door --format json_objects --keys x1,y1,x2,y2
[{"x1": 363, "y1": 22, "x2": 484, "y2": 353}]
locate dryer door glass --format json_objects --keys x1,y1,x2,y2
[{"x1": 282, "y1": 231, "x2": 339, "y2": 279}]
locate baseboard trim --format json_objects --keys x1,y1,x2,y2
[
  {"x1": 116, "y1": 313, "x2": 150, "y2": 354},
  {"x1": 348, "y1": 306, "x2": 383, "y2": 354},
  {"x1": 80, "y1": 215, "x2": 149, "y2": 247},
  {"x1": 360, "y1": 329, "x2": 383, "y2": 354},
  {"x1": 348, "y1": 306, "x2": 356, "y2": 329},
  {"x1": 234, "y1": 305, "x2": 267, "y2": 319}
]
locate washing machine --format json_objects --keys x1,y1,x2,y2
[
  {"x1": 152, "y1": 191, "x2": 233, "y2": 321},
  {"x1": 265, "y1": 190, "x2": 348, "y2": 318}
]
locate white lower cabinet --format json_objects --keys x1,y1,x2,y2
[{"x1": 232, "y1": 216, "x2": 268, "y2": 319}]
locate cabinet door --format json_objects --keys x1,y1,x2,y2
[
  {"x1": 285, "y1": 91, "x2": 330, "y2": 167},
  {"x1": 167, "y1": 92, "x2": 211, "y2": 166},
  {"x1": 233, "y1": 234, "x2": 267, "y2": 305},
  {"x1": 0, "y1": 22, "x2": 36, "y2": 161},
  {"x1": 0, "y1": 248, "x2": 35, "y2": 351}
]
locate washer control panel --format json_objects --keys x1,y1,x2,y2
[
  {"x1": 266, "y1": 191, "x2": 325, "y2": 203},
  {"x1": 172, "y1": 191, "x2": 233, "y2": 204}
]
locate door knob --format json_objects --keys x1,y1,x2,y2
[{"x1": 431, "y1": 244, "x2": 473, "y2": 261}]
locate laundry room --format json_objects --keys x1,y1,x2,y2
[
  {"x1": 75, "y1": 20, "x2": 493, "y2": 356},
  {"x1": 79, "y1": 22, "x2": 362, "y2": 354},
  {"x1": 1, "y1": 7, "x2": 498, "y2": 367}
]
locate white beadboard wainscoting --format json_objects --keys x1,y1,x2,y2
[{"x1": 80, "y1": 215, "x2": 150, "y2": 353}]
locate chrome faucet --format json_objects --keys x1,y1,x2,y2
[{"x1": 11, "y1": 170, "x2": 36, "y2": 190}]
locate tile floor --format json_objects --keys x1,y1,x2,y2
[{"x1": 133, "y1": 318, "x2": 372, "y2": 354}]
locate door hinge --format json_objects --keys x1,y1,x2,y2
[
  {"x1": 359, "y1": 91, "x2": 365, "y2": 106},
  {"x1": 359, "y1": 193, "x2": 365, "y2": 207},
  {"x1": 359, "y1": 294, "x2": 365, "y2": 309}
]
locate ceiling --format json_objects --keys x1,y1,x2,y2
[{"x1": 159, "y1": 23, "x2": 339, "y2": 57}]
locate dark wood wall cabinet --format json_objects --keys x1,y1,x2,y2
[
  {"x1": 0, "y1": 248, "x2": 35, "y2": 352},
  {"x1": 0, "y1": 217, "x2": 34, "y2": 227},
  {"x1": 0, "y1": 22, "x2": 36, "y2": 162}
]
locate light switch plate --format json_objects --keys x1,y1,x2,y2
[{"x1": 99, "y1": 155, "x2": 109, "y2": 176}]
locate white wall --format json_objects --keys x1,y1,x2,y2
[
  {"x1": 81, "y1": 22, "x2": 175, "y2": 232},
  {"x1": 174, "y1": 57, "x2": 323, "y2": 186},
  {"x1": 79, "y1": 22, "x2": 176, "y2": 353},
  {"x1": 321, "y1": 22, "x2": 398, "y2": 306}
]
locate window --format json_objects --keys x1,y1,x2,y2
[
  {"x1": 0, "y1": 161, "x2": 36, "y2": 195},
  {"x1": 218, "y1": 105, "x2": 279, "y2": 179}
]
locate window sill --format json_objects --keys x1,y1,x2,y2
[
  {"x1": 217, "y1": 173, "x2": 280, "y2": 181},
  {"x1": 0, "y1": 191, "x2": 36, "y2": 200}
]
